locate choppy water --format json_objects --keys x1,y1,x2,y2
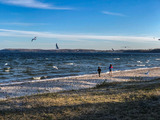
[{"x1": 0, "y1": 52, "x2": 160, "y2": 84}]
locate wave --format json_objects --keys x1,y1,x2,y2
[
  {"x1": 65, "y1": 63, "x2": 74, "y2": 65},
  {"x1": 32, "y1": 77, "x2": 41, "y2": 80},
  {"x1": 53, "y1": 66, "x2": 58, "y2": 70},
  {"x1": 32, "y1": 76, "x2": 48, "y2": 80},
  {"x1": 136, "y1": 65, "x2": 145, "y2": 66},
  {"x1": 121, "y1": 67, "x2": 160, "y2": 72},
  {"x1": 146, "y1": 60, "x2": 150, "y2": 63},
  {"x1": 1, "y1": 67, "x2": 160, "y2": 86},
  {"x1": 5, "y1": 63, "x2": 8, "y2": 66},
  {"x1": 137, "y1": 61, "x2": 142, "y2": 63},
  {"x1": 127, "y1": 65, "x2": 135, "y2": 67},
  {"x1": 114, "y1": 58, "x2": 120, "y2": 60}
]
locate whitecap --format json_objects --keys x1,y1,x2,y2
[
  {"x1": 137, "y1": 64, "x2": 145, "y2": 66},
  {"x1": 114, "y1": 58, "x2": 120, "y2": 60},
  {"x1": 156, "y1": 58, "x2": 160, "y2": 61},
  {"x1": 137, "y1": 61, "x2": 142, "y2": 63},
  {"x1": 41, "y1": 76, "x2": 48, "y2": 79},
  {"x1": 5, "y1": 63, "x2": 8, "y2": 66},
  {"x1": 33, "y1": 77, "x2": 41, "y2": 80},
  {"x1": 66, "y1": 63, "x2": 74, "y2": 65},
  {"x1": 53, "y1": 66, "x2": 58, "y2": 70},
  {"x1": 146, "y1": 60, "x2": 150, "y2": 63},
  {"x1": 4, "y1": 69, "x2": 10, "y2": 72}
]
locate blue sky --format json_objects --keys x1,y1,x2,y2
[{"x1": 0, "y1": 0, "x2": 160, "y2": 50}]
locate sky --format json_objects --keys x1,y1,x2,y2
[{"x1": 0, "y1": 0, "x2": 160, "y2": 50}]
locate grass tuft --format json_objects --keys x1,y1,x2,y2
[{"x1": 94, "y1": 80, "x2": 119, "y2": 88}]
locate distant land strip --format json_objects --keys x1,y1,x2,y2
[{"x1": 1, "y1": 48, "x2": 160, "y2": 53}]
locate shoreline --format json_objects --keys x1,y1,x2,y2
[
  {"x1": 1, "y1": 67, "x2": 159, "y2": 86},
  {"x1": 0, "y1": 67, "x2": 160, "y2": 100}
]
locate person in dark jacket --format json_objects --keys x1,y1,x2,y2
[
  {"x1": 109, "y1": 64, "x2": 113, "y2": 76},
  {"x1": 97, "y1": 67, "x2": 101, "y2": 77}
]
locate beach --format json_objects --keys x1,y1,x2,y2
[{"x1": 0, "y1": 67, "x2": 160, "y2": 100}]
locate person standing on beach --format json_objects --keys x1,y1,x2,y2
[
  {"x1": 97, "y1": 67, "x2": 101, "y2": 77},
  {"x1": 109, "y1": 64, "x2": 113, "y2": 76}
]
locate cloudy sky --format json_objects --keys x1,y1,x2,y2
[{"x1": 0, "y1": 0, "x2": 160, "y2": 50}]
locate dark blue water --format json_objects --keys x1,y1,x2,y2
[{"x1": 0, "y1": 52, "x2": 160, "y2": 83}]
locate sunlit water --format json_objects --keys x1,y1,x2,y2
[{"x1": 0, "y1": 52, "x2": 160, "y2": 84}]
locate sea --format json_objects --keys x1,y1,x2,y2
[{"x1": 0, "y1": 52, "x2": 160, "y2": 84}]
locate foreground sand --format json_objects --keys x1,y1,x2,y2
[{"x1": 0, "y1": 67, "x2": 160, "y2": 99}]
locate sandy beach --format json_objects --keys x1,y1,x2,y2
[{"x1": 1, "y1": 67, "x2": 160, "y2": 100}]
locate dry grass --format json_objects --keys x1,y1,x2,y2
[{"x1": 0, "y1": 79, "x2": 160, "y2": 120}]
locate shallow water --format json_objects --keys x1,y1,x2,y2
[{"x1": 0, "y1": 52, "x2": 160, "y2": 83}]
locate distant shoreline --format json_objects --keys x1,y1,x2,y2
[{"x1": 1, "y1": 48, "x2": 160, "y2": 53}]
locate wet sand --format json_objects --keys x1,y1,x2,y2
[{"x1": 0, "y1": 67, "x2": 160, "y2": 100}]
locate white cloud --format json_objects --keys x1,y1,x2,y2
[
  {"x1": 0, "y1": 29, "x2": 155, "y2": 42},
  {"x1": 0, "y1": 0, "x2": 72, "y2": 10},
  {"x1": 102, "y1": 11, "x2": 125, "y2": 16}
]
